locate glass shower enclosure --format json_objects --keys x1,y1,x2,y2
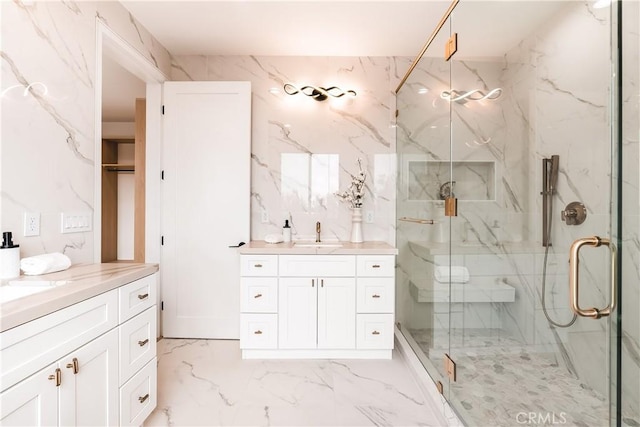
[{"x1": 395, "y1": 1, "x2": 639, "y2": 426}]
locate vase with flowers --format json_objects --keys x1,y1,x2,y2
[{"x1": 335, "y1": 158, "x2": 367, "y2": 243}]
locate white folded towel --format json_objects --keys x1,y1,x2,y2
[
  {"x1": 20, "y1": 253, "x2": 71, "y2": 276},
  {"x1": 434, "y1": 266, "x2": 470, "y2": 284}
]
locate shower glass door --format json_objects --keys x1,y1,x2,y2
[
  {"x1": 395, "y1": 15, "x2": 454, "y2": 399},
  {"x1": 447, "y1": 1, "x2": 619, "y2": 426}
]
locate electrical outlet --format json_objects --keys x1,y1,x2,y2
[
  {"x1": 261, "y1": 209, "x2": 269, "y2": 224},
  {"x1": 365, "y1": 210, "x2": 374, "y2": 223},
  {"x1": 24, "y1": 212, "x2": 40, "y2": 236}
]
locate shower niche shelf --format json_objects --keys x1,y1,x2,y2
[{"x1": 404, "y1": 159, "x2": 496, "y2": 202}]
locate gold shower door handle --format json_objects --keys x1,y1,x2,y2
[{"x1": 569, "y1": 236, "x2": 617, "y2": 319}]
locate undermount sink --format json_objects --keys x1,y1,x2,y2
[
  {"x1": 0, "y1": 280, "x2": 71, "y2": 304},
  {"x1": 293, "y1": 242, "x2": 343, "y2": 248}
]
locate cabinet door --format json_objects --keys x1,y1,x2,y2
[
  {"x1": 0, "y1": 363, "x2": 58, "y2": 426},
  {"x1": 278, "y1": 278, "x2": 317, "y2": 349},
  {"x1": 317, "y1": 278, "x2": 356, "y2": 349},
  {"x1": 59, "y1": 329, "x2": 119, "y2": 427}
]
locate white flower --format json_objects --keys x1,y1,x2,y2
[{"x1": 335, "y1": 158, "x2": 367, "y2": 208}]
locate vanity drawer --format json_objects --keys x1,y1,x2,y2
[
  {"x1": 240, "y1": 255, "x2": 278, "y2": 276},
  {"x1": 357, "y1": 255, "x2": 395, "y2": 277},
  {"x1": 119, "y1": 307, "x2": 157, "y2": 385},
  {"x1": 241, "y1": 278, "x2": 278, "y2": 313},
  {"x1": 356, "y1": 278, "x2": 394, "y2": 313},
  {"x1": 119, "y1": 357, "x2": 157, "y2": 427},
  {"x1": 240, "y1": 314, "x2": 277, "y2": 349},
  {"x1": 119, "y1": 273, "x2": 157, "y2": 323},
  {"x1": 0, "y1": 290, "x2": 118, "y2": 392},
  {"x1": 279, "y1": 255, "x2": 355, "y2": 277},
  {"x1": 356, "y1": 314, "x2": 394, "y2": 349}
]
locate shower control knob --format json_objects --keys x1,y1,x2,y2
[{"x1": 561, "y1": 201, "x2": 587, "y2": 225}]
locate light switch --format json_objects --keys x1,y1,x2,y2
[{"x1": 61, "y1": 212, "x2": 92, "y2": 234}]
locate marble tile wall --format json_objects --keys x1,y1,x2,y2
[
  {"x1": 0, "y1": 1, "x2": 170, "y2": 263},
  {"x1": 170, "y1": 55, "x2": 403, "y2": 244}
]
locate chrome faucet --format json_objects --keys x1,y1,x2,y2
[{"x1": 316, "y1": 221, "x2": 321, "y2": 242}]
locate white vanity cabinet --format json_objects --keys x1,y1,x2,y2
[
  {"x1": 0, "y1": 270, "x2": 158, "y2": 427},
  {"x1": 279, "y1": 255, "x2": 356, "y2": 350},
  {"x1": 239, "y1": 250, "x2": 395, "y2": 359}
]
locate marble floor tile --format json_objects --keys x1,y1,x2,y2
[{"x1": 144, "y1": 339, "x2": 446, "y2": 427}]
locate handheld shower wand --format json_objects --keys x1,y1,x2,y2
[{"x1": 542, "y1": 155, "x2": 559, "y2": 246}]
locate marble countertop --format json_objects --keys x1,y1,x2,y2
[
  {"x1": 239, "y1": 241, "x2": 398, "y2": 255},
  {"x1": 0, "y1": 263, "x2": 158, "y2": 333}
]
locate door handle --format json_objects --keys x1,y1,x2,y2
[
  {"x1": 228, "y1": 241, "x2": 246, "y2": 248},
  {"x1": 569, "y1": 236, "x2": 617, "y2": 319}
]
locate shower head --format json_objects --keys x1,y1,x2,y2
[{"x1": 549, "y1": 155, "x2": 559, "y2": 193}]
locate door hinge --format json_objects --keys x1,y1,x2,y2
[
  {"x1": 444, "y1": 197, "x2": 458, "y2": 217},
  {"x1": 161, "y1": 301, "x2": 164, "y2": 311},
  {"x1": 162, "y1": 105, "x2": 165, "y2": 115},
  {"x1": 445, "y1": 33, "x2": 458, "y2": 61},
  {"x1": 444, "y1": 353, "x2": 457, "y2": 381},
  {"x1": 161, "y1": 236, "x2": 164, "y2": 245},
  {"x1": 161, "y1": 170, "x2": 165, "y2": 180}
]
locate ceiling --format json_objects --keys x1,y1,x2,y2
[
  {"x1": 104, "y1": 0, "x2": 568, "y2": 122},
  {"x1": 120, "y1": 1, "x2": 453, "y2": 57}
]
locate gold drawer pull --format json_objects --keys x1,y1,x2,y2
[
  {"x1": 138, "y1": 293, "x2": 149, "y2": 300},
  {"x1": 372, "y1": 294, "x2": 381, "y2": 299},
  {"x1": 254, "y1": 293, "x2": 263, "y2": 298},
  {"x1": 66, "y1": 357, "x2": 79, "y2": 374},
  {"x1": 254, "y1": 330, "x2": 263, "y2": 335},
  {"x1": 138, "y1": 393, "x2": 150, "y2": 403},
  {"x1": 372, "y1": 331, "x2": 380, "y2": 335},
  {"x1": 138, "y1": 339, "x2": 150, "y2": 347},
  {"x1": 48, "y1": 368, "x2": 62, "y2": 387},
  {"x1": 372, "y1": 264, "x2": 381, "y2": 268},
  {"x1": 254, "y1": 263, "x2": 263, "y2": 268}
]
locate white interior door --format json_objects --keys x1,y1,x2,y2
[{"x1": 162, "y1": 81, "x2": 251, "y2": 338}]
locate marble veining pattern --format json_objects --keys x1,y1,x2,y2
[
  {"x1": 1, "y1": 1, "x2": 170, "y2": 263},
  {"x1": 144, "y1": 339, "x2": 446, "y2": 427}
]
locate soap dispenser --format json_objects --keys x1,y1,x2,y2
[
  {"x1": 0, "y1": 231, "x2": 20, "y2": 279},
  {"x1": 282, "y1": 220, "x2": 292, "y2": 243}
]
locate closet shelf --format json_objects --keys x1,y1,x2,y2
[{"x1": 102, "y1": 163, "x2": 135, "y2": 172}]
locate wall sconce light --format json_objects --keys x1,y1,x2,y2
[
  {"x1": 283, "y1": 83, "x2": 356, "y2": 101},
  {"x1": 440, "y1": 88, "x2": 502, "y2": 103}
]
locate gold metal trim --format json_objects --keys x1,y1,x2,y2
[
  {"x1": 395, "y1": 0, "x2": 460, "y2": 93},
  {"x1": 398, "y1": 217, "x2": 435, "y2": 225},
  {"x1": 444, "y1": 197, "x2": 458, "y2": 217},
  {"x1": 444, "y1": 354, "x2": 457, "y2": 381},
  {"x1": 445, "y1": 33, "x2": 458, "y2": 61},
  {"x1": 569, "y1": 236, "x2": 617, "y2": 319}
]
